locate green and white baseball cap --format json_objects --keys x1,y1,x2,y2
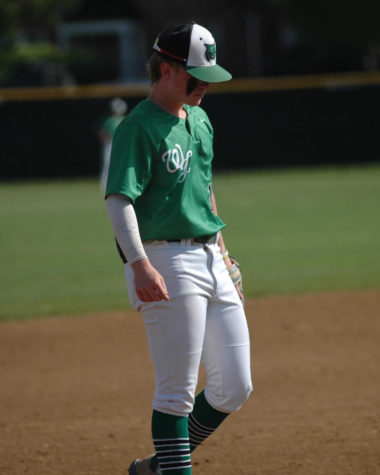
[{"x1": 153, "y1": 22, "x2": 232, "y2": 83}]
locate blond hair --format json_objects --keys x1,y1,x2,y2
[{"x1": 147, "y1": 53, "x2": 180, "y2": 84}]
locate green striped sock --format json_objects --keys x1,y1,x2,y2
[
  {"x1": 188, "y1": 391, "x2": 229, "y2": 452},
  {"x1": 151, "y1": 410, "x2": 191, "y2": 474}
]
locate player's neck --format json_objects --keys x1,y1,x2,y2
[{"x1": 148, "y1": 87, "x2": 187, "y2": 119}]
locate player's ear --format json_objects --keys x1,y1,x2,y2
[{"x1": 161, "y1": 61, "x2": 174, "y2": 80}]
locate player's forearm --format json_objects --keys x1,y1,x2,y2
[
  {"x1": 210, "y1": 191, "x2": 218, "y2": 215},
  {"x1": 211, "y1": 191, "x2": 232, "y2": 265},
  {"x1": 106, "y1": 194, "x2": 169, "y2": 302},
  {"x1": 217, "y1": 232, "x2": 233, "y2": 267},
  {"x1": 106, "y1": 194, "x2": 147, "y2": 264}
]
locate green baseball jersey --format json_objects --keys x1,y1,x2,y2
[{"x1": 106, "y1": 99, "x2": 225, "y2": 241}]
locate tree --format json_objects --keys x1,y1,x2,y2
[{"x1": 0, "y1": 0, "x2": 83, "y2": 85}]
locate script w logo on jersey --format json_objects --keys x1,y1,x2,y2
[{"x1": 161, "y1": 144, "x2": 192, "y2": 182}]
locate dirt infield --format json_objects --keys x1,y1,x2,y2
[{"x1": 1, "y1": 290, "x2": 379, "y2": 475}]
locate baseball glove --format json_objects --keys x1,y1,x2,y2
[{"x1": 227, "y1": 256, "x2": 244, "y2": 303}]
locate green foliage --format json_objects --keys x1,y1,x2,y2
[
  {"x1": 0, "y1": 41, "x2": 95, "y2": 84},
  {"x1": 0, "y1": 165, "x2": 379, "y2": 321},
  {"x1": 0, "y1": 42, "x2": 67, "y2": 71},
  {"x1": 0, "y1": 0, "x2": 81, "y2": 38},
  {"x1": 0, "y1": 0, "x2": 86, "y2": 85}
]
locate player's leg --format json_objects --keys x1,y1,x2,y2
[
  {"x1": 126, "y1": 244, "x2": 213, "y2": 474},
  {"x1": 188, "y1": 306, "x2": 252, "y2": 452},
  {"x1": 188, "y1": 245, "x2": 253, "y2": 452},
  {"x1": 139, "y1": 294, "x2": 208, "y2": 474},
  {"x1": 188, "y1": 390, "x2": 229, "y2": 452}
]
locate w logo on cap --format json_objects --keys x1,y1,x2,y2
[{"x1": 205, "y1": 43, "x2": 216, "y2": 62}]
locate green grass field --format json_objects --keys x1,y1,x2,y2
[{"x1": 1, "y1": 165, "x2": 379, "y2": 321}]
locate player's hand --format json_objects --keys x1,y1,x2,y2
[
  {"x1": 131, "y1": 258, "x2": 169, "y2": 302},
  {"x1": 224, "y1": 256, "x2": 244, "y2": 301}
]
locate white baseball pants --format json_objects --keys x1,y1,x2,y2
[{"x1": 124, "y1": 240, "x2": 253, "y2": 416}]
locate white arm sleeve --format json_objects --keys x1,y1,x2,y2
[{"x1": 106, "y1": 194, "x2": 147, "y2": 265}]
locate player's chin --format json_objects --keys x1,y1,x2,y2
[{"x1": 187, "y1": 93, "x2": 206, "y2": 106}]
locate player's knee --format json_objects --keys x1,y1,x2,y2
[
  {"x1": 224, "y1": 382, "x2": 253, "y2": 411},
  {"x1": 207, "y1": 382, "x2": 253, "y2": 413},
  {"x1": 153, "y1": 392, "x2": 194, "y2": 417}
]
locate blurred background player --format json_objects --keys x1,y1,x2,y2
[{"x1": 97, "y1": 97, "x2": 128, "y2": 192}]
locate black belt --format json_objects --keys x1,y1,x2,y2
[
  {"x1": 115, "y1": 233, "x2": 218, "y2": 264},
  {"x1": 167, "y1": 233, "x2": 218, "y2": 244}
]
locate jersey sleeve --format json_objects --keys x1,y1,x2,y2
[{"x1": 105, "y1": 121, "x2": 153, "y2": 201}]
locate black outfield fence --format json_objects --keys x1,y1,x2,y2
[{"x1": 1, "y1": 72, "x2": 379, "y2": 180}]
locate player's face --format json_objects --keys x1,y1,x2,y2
[{"x1": 172, "y1": 67, "x2": 209, "y2": 106}]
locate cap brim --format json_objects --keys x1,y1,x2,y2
[{"x1": 184, "y1": 64, "x2": 232, "y2": 83}]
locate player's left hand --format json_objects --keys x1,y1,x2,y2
[{"x1": 225, "y1": 256, "x2": 244, "y2": 302}]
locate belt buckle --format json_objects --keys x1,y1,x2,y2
[
  {"x1": 194, "y1": 233, "x2": 217, "y2": 244},
  {"x1": 208, "y1": 233, "x2": 217, "y2": 244}
]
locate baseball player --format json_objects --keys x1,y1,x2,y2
[
  {"x1": 97, "y1": 97, "x2": 128, "y2": 192},
  {"x1": 105, "y1": 22, "x2": 253, "y2": 475}
]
